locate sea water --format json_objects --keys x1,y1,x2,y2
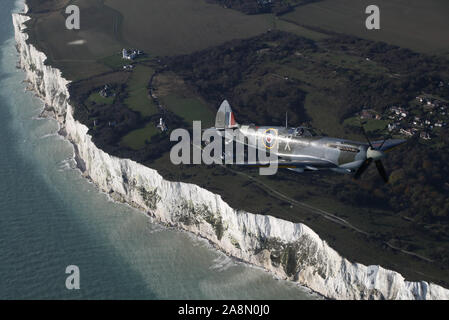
[{"x1": 0, "y1": 0, "x2": 316, "y2": 299}]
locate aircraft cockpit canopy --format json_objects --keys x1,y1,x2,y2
[{"x1": 289, "y1": 127, "x2": 317, "y2": 137}]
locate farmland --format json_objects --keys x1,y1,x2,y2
[
  {"x1": 282, "y1": 0, "x2": 449, "y2": 54},
  {"x1": 105, "y1": 0, "x2": 330, "y2": 56},
  {"x1": 161, "y1": 95, "x2": 215, "y2": 128},
  {"x1": 120, "y1": 122, "x2": 160, "y2": 150},
  {"x1": 124, "y1": 65, "x2": 158, "y2": 118},
  {"x1": 24, "y1": 0, "x2": 332, "y2": 80}
]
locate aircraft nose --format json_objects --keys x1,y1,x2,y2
[{"x1": 367, "y1": 148, "x2": 385, "y2": 160}]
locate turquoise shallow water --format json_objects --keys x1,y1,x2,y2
[{"x1": 0, "y1": 0, "x2": 316, "y2": 299}]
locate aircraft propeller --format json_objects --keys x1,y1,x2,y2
[{"x1": 354, "y1": 125, "x2": 389, "y2": 183}]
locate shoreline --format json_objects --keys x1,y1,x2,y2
[{"x1": 11, "y1": 2, "x2": 449, "y2": 300}]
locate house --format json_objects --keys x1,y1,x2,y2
[
  {"x1": 424, "y1": 100, "x2": 435, "y2": 109},
  {"x1": 123, "y1": 65, "x2": 134, "y2": 71},
  {"x1": 360, "y1": 109, "x2": 377, "y2": 119},
  {"x1": 420, "y1": 131, "x2": 431, "y2": 140},
  {"x1": 389, "y1": 106, "x2": 408, "y2": 119},
  {"x1": 122, "y1": 48, "x2": 129, "y2": 59},
  {"x1": 122, "y1": 48, "x2": 139, "y2": 60},
  {"x1": 390, "y1": 106, "x2": 401, "y2": 114},
  {"x1": 388, "y1": 123, "x2": 398, "y2": 132},
  {"x1": 400, "y1": 128, "x2": 414, "y2": 137},
  {"x1": 156, "y1": 118, "x2": 167, "y2": 132},
  {"x1": 100, "y1": 84, "x2": 111, "y2": 97}
]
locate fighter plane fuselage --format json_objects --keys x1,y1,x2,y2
[
  {"x1": 213, "y1": 100, "x2": 406, "y2": 179},
  {"x1": 235, "y1": 124, "x2": 369, "y2": 173}
]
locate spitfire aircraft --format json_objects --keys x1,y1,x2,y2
[{"x1": 212, "y1": 100, "x2": 406, "y2": 182}]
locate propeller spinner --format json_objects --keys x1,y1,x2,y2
[{"x1": 354, "y1": 126, "x2": 390, "y2": 183}]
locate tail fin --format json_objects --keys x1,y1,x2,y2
[{"x1": 215, "y1": 100, "x2": 238, "y2": 129}]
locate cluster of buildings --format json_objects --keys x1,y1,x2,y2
[
  {"x1": 121, "y1": 48, "x2": 143, "y2": 72},
  {"x1": 122, "y1": 48, "x2": 143, "y2": 61},
  {"x1": 385, "y1": 95, "x2": 448, "y2": 140},
  {"x1": 354, "y1": 95, "x2": 448, "y2": 141}
]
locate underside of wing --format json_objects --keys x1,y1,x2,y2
[
  {"x1": 371, "y1": 139, "x2": 407, "y2": 152},
  {"x1": 278, "y1": 157, "x2": 337, "y2": 169},
  {"x1": 234, "y1": 156, "x2": 337, "y2": 170}
]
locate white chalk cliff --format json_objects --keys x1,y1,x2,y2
[{"x1": 12, "y1": 8, "x2": 449, "y2": 300}]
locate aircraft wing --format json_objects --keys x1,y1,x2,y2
[
  {"x1": 235, "y1": 156, "x2": 336, "y2": 170},
  {"x1": 277, "y1": 157, "x2": 337, "y2": 169},
  {"x1": 371, "y1": 139, "x2": 407, "y2": 152}
]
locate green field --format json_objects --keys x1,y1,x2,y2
[
  {"x1": 25, "y1": 0, "x2": 329, "y2": 80},
  {"x1": 105, "y1": 0, "x2": 332, "y2": 56},
  {"x1": 98, "y1": 54, "x2": 130, "y2": 71},
  {"x1": 124, "y1": 65, "x2": 158, "y2": 117},
  {"x1": 25, "y1": 0, "x2": 125, "y2": 80},
  {"x1": 86, "y1": 91, "x2": 115, "y2": 106},
  {"x1": 343, "y1": 116, "x2": 389, "y2": 133},
  {"x1": 311, "y1": 52, "x2": 389, "y2": 76},
  {"x1": 162, "y1": 95, "x2": 215, "y2": 127},
  {"x1": 105, "y1": 0, "x2": 271, "y2": 56},
  {"x1": 283, "y1": 0, "x2": 449, "y2": 54},
  {"x1": 99, "y1": 53, "x2": 151, "y2": 71},
  {"x1": 269, "y1": 16, "x2": 328, "y2": 41},
  {"x1": 271, "y1": 61, "x2": 358, "y2": 138},
  {"x1": 303, "y1": 88, "x2": 348, "y2": 137},
  {"x1": 120, "y1": 122, "x2": 159, "y2": 150}
]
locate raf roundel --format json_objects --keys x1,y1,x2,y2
[{"x1": 263, "y1": 128, "x2": 278, "y2": 149}]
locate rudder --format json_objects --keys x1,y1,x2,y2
[{"x1": 215, "y1": 100, "x2": 238, "y2": 129}]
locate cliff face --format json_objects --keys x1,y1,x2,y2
[{"x1": 12, "y1": 10, "x2": 449, "y2": 300}]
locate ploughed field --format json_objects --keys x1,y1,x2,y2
[{"x1": 25, "y1": 0, "x2": 449, "y2": 287}]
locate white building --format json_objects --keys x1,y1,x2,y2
[
  {"x1": 157, "y1": 118, "x2": 167, "y2": 132},
  {"x1": 122, "y1": 48, "x2": 138, "y2": 60},
  {"x1": 388, "y1": 123, "x2": 398, "y2": 132}
]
